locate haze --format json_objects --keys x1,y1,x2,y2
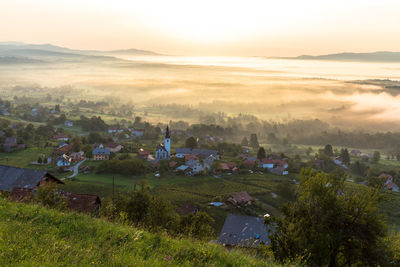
[{"x1": 1, "y1": 0, "x2": 400, "y2": 56}]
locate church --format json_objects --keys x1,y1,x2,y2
[{"x1": 155, "y1": 126, "x2": 171, "y2": 160}]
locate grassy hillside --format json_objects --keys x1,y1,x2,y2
[{"x1": 0, "y1": 198, "x2": 281, "y2": 266}]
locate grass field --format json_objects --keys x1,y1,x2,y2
[
  {"x1": 0, "y1": 147, "x2": 53, "y2": 169},
  {"x1": 0, "y1": 198, "x2": 282, "y2": 266},
  {"x1": 61, "y1": 165, "x2": 294, "y2": 234}
]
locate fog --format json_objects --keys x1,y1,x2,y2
[{"x1": 1, "y1": 54, "x2": 400, "y2": 131}]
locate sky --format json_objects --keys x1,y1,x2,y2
[{"x1": 1, "y1": 0, "x2": 400, "y2": 56}]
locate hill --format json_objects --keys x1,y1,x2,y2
[
  {"x1": 298, "y1": 51, "x2": 400, "y2": 62},
  {"x1": 279, "y1": 51, "x2": 400, "y2": 62},
  {"x1": 0, "y1": 198, "x2": 280, "y2": 266},
  {"x1": 0, "y1": 42, "x2": 161, "y2": 57}
]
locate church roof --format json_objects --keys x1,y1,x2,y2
[
  {"x1": 157, "y1": 143, "x2": 168, "y2": 152},
  {"x1": 165, "y1": 126, "x2": 170, "y2": 138}
]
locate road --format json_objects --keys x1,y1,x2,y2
[{"x1": 67, "y1": 159, "x2": 86, "y2": 178}]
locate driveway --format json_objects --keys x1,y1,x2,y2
[{"x1": 68, "y1": 159, "x2": 86, "y2": 178}]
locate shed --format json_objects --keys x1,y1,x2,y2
[
  {"x1": 0, "y1": 165, "x2": 63, "y2": 192},
  {"x1": 218, "y1": 214, "x2": 271, "y2": 247}
]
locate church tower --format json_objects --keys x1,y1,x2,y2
[{"x1": 164, "y1": 125, "x2": 171, "y2": 157}]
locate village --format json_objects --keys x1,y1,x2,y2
[{"x1": 2, "y1": 107, "x2": 400, "y2": 247}]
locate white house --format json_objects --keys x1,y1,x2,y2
[
  {"x1": 130, "y1": 128, "x2": 144, "y2": 137},
  {"x1": 260, "y1": 159, "x2": 274, "y2": 169},
  {"x1": 64, "y1": 120, "x2": 73, "y2": 127},
  {"x1": 187, "y1": 159, "x2": 203, "y2": 174}
]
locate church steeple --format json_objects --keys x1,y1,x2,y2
[{"x1": 164, "y1": 125, "x2": 171, "y2": 158}]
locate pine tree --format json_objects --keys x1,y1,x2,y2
[
  {"x1": 241, "y1": 137, "x2": 249, "y2": 146},
  {"x1": 249, "y1": 133, "x2": 259, "y2": 150},
  {"x1": 257, "y1": 147, "x2": 266, "y2": 160}
]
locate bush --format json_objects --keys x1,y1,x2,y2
[{"x1": 36, "y1": 183, "x2": 66, "y2": 210}]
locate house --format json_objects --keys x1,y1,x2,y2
[
  {"x1": 218, "y1": 214, "x2": 271, "y2": 247},
  {"x1": 3, "y1": 137, "x2": 17, "y2": 152},
  {"x1": 227, "y1": 191, "x2": 254, "y2": 206},
  {"x1": 31, "y1": 108, "x2": 38, "y2": 117},
  {"x1": 53, "y1": 133, "x2": 69, "y2": 141},
  {"x1": 0, "y1": 165, "x2": 63, "y2": 192},
  {"x1": 130, "y1": 128, "x2": 144, "y2": 137},
  {"x1": 260, "y1": 158, "x2": 274, "y2": 169},
  {"x1": 178, "y1": 204, "x2": 199, "y2": 215},
  {"x1": 9, "y1": 187, "x2": 34, "y2": 203},
  {"x1": 52, "y1": 145, "x2": 73, "y2": 163},
  {"x1": 138, "y1": 149, "x2": 150, "y2": 160},
  {"x1": 184, "y1": 154, "x2": 197, "y2": 162},
  {"x1": 243, "y1": 159, "x2": 256, "y2": 168},
  {"x1": 363, "y1": 153, "x2": 373, "y2": 159},
  {"x1": 176, "y1": 148, "x2": 192, "y2": 158},
  {"x1": 57, "y1": 154, "x2": 72, "y2": 168},
  {"x1": 108, "y1": 126, "x2": 119, "y2": 134},
  {"x1": 386, "y1": 182, "x2": 399, "y2": 192},
  {"x1": 217, "y1": 163, "x2": 231, "y2": 172},
  {"x1": 273, "y1": 159, "x2": 288, "y2": 169},
  {"x1": 70, "y1": 151, "x2": 85, "y2": 162},
  {"x1": 378, "y1": 173, "x2": 393, "y2": 181},
  {"x1": 106, "y1": 142, "x2": 123, "y2": 153},
  {"x1": 64, "y1": 120, "x2": 73, "y2": 127},
  {"x1": 350, "y1": 150, "x2": 361, "y2": 156},
  {"x1": 270, "y1": 166, "x2": 289, "y2": 176},
  {"x1": 176, "y1": 148, "x2": 220, "y2": 159},
  {"x1": 61, "y1": 192, "x2": 101, "y2": 214},
  {"x1": 378, "y1": 173, "x2": 399, "y2": 192},
  {"x1": 58, "y1": 141, "x2": 68, "y2": 148},
  {"x1": 93, "y1": 145, "x2": 110, "y2": 160},
  {"x1": 169, "y1": 161, "x2": 178, "y2": 168},
  {"x1": 203, "y1": 155, "x2": 217, "y2": 170},
  {"x1": 192, "y1": 149, "x2": 219, "y2": 159},
  {"x1": 186, "y1": 159, "x2": 203, "y2": 174},
  {"x1": 176, "y1": 165, "x2": 192, "y2": 175}
]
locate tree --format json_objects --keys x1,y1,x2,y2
[
  {"x1": 266, "y1": 168, "x2": 389, "y2": 266},
  {"x1": 37, "y1": 183, "x2": 66, "y2": 210},
  {"x1": 372, "y1": 151, "x2": 381, "y2": 163},
  {"x1": 43, "y1": 157, "x2": 48, "y2": 164},
  {"x1": 179, "y1": 212, "x2": 214, "y2": 240},
  {"x1": 37, "y1": 157, "x2": 42, "y2": 164},
  {"x1": 257, "y1": 147, "x2": 266, "y2": 160},
  {"x1": 241, "y1": 137, "x2": 249, "y2": 146},
  {"x1": 82, "y1": 144, "x2": 93, "y2": 158},
  {"x1": 340, "y1": 148, "x2": 350, "y2": 165},
  {"x1": 324, "y1": 144, "x2": 334, "y2": 157},
  {"x1": 249, "y1": 133, "x2": 259, "y2": 149},
  {"x1": 185, "y1": 136, "x2": 197, "y2": 149},
  {"x1": 71, "y1": 136, "x2": 82, "y2": 152}
]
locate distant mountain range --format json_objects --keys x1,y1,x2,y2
[
  {"x1": 279, "y1": 51, "x2": 400, "y2": 62},
  {"x1": 0, "y1": 42, "x2": 161, "y2": 57},
  {"x1": 0, "y1": 42, "x2": 161, "y2": 64}
]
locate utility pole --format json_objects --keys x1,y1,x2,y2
[{"x1": 112, "y1": 176, "x2": 115, "y2": 205}]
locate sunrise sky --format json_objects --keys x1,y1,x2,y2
[{"x1": 1, "y1": 0, "x2": 399, "y2": 56}]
